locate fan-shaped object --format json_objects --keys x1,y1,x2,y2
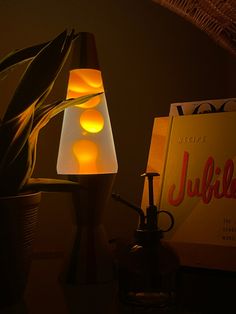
[{"x1": 153, "y1": 0, "x2": 236, "y2": 57}]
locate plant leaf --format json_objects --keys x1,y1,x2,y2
[
  {"x1": 33, "y1": 93, "x2": 102, "y2": 131},
  {"x1": 30, "y1": 94, "x2": 102, "y2": 148},
  {"x1": 0, "y1": 42, "x2": 48, "y2": 80},
  {"x1": 27, "y1": 93, "x2": 102, "y2": 179},
  {"x1": 27, "y1": 133, "x2": 38, "y2": 179},
  {"x1": 0, "y1": 106, "x2": 34, "y2": 170},
  {"x1": 3, "y1": 29, "x2": 75, "y2": 121}
]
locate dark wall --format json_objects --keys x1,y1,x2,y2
[{"x1": 0, "y1": 0, "x2": 235, "y2": 252}]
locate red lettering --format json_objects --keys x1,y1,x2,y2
[
  {"x1": 187, "y1": 178, "x2": 201, "y2": 197},
  {"x1": 201, "y1": 157, "x2": 214, "y2": 204},
  {"x1": 168, "y1": 151, "x2": 188, "y2": 206},
  {"x1": 223, "y1": 159, "x2": 234, "y2": 197},
  {"x1": 167, "y1": 151, "x2": 236, "y2": 206},
  {"x1": 230, "y1": 179, "x2": 236, "y2": 197}
]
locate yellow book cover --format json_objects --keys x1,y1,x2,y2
[{"x1": 143, "y1": 111, "x2": 236, "y2": 271}]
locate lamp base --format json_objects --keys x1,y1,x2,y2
[{"x1": 60, "y1": 173, "x2": 116, "y2": 285}]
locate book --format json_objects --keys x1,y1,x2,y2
[
  {"x1": 169, "y1": 97, "x2": 236, "y2": 116},
  {"x1": 142, "y1": 111, "x2": 236, "y2": 271}
]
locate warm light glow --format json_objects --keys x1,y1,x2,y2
[
  {"x1": 57, "y1": 67, "x2": 118, "y2": 175},
  {"x1": 80, "y1": 109, "x2": 104, "y2": 133},
  {"x1": 73, "y1": 140, "x2": 98, "y2": 173},
  {"x1": 76, "y1": 95, "x2": 101, "y2": 109},
  {"x1": 16, "y1": 104, "x2": 35, "y2": 142},
  {"x1": 67, "y1": 69, "x2": 103, "y2": 99},
  {"x1": 79, "y1": 69, "x2": 103, "y2": 88}
]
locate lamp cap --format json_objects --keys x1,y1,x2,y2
[{"x1": 70, "y1": 32, "x2": 100, "y2": 70}]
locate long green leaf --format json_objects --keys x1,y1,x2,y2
[
  {"x1": 32, "y1": 93, "x2": 102, "y2": 134},
  {"x1": 27, "y1": 93, "x2": 102, "y2": 179},
  {"x1": 27, "y1": 134, "x2": 38, "y2": 179},
  {"x1": 0, "y1": 106, "x2": 34, "y2": 170},
  {"x1": 0, "y1": 42, "x2": 48, "y2": 80},
  {"x1": 3, "y1": 29, "x2": 75, "y2": 121}
]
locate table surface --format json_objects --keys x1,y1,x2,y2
[{"x1": 1, "y1": 254, "x2": 235, "y2": 314}]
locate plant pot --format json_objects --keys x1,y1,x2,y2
[{"x1": 0, "y1": 191, "x2": 41, "y2": 308}]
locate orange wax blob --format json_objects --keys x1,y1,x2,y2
[
  {"x1": 78, "y1": 69, "x2": 103, "y2": 89},
  {"x1": 67, "y1": 69, "x2": 103, "y2": 96},
  {"x1": 76, "y1": 95, "x2": 101, "y2": 109},
  {"x1": 72, "y1": 140, "x2": 98, "y2": 173},
  {"x1": 80, "y1": 109, "x2": 104, "y2": 133}
]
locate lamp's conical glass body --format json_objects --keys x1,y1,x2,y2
[
  {"x1": 57, "y1": 68, "x2": 117, "y2": 175},
  {"x1": 57, "y1": 34, "x2": 118, "y2": 287}
]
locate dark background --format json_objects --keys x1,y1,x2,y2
[{"x1": 0, "y1": 0, "x2": 235, "y2": 255}]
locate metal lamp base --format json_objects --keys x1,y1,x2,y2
[{"x1": 60, "y1": 173, "x2": 116, "y2": 285}]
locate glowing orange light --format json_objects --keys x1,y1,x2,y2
[
  {"x1": 67, "y1": 69, "x2": 104, "y2": 98},
  {"x1": 67, "y1": 70, "x2": 91, "y2": 94},
  {"x1": 78, "y1": 69, "x2": 103, "y2": 89},
  {"x1": 76, "y1": 95, "x2": 101, "y2": 109},
  {"x1": 57, "y1": 66, "x2": 118, "y2": 175},
  {"x1": 73, "y1": 140, "x2": 98, "y2": 173},
  {"x1": 80, "y1": 109, "x2": 104, "y2": 133}
]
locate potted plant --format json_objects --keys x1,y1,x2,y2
[{"x1": 0, "y1": 29, "x2": 99, "y2": 307}]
